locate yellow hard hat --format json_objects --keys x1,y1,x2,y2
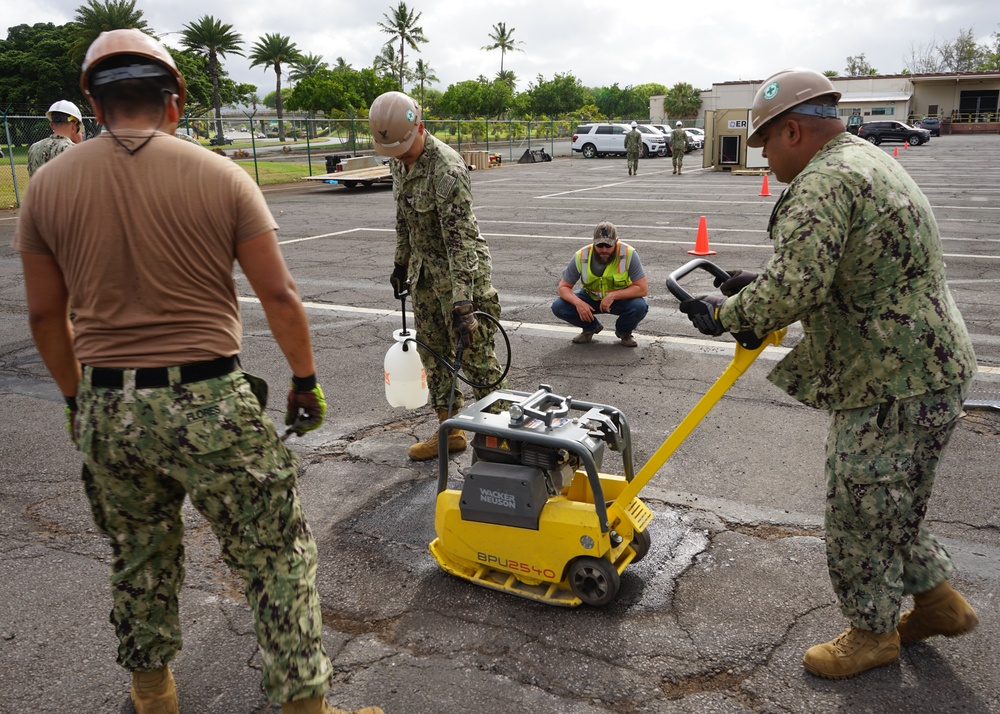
[
  {"x1": 747, "y1": 68, "x2": 840, "y2": 148},
  {"x1": 80, "y1": 29, "x2": 186, "y2": 111}
]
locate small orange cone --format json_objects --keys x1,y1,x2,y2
[
  {"x1": 759, "y1": 173, "x2": 771, "y2": 196},
  {"x1": 688, "y1": 216, "x2": 717, "y2": 256},
  {"x1": 903, "y1": 141, "x2": 909, "y2": 150},
  {"x1": 893, "y1": 146, "x2": 899, "y2": 157}
]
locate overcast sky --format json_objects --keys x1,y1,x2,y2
[{"x1": 6, "y1": 0, "x2": 999, "y2": 97}]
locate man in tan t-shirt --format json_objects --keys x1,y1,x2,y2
[{"x1": 14, "y1": 29, "x2": 380, "y2": 714}]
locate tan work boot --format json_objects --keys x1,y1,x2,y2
[
  {"x1": 131, "y1": 666, "x2": 178, "y2": 714},
  {"x1": 282, "y1": 697, "x2": 384, "y2": 714},
  {"x1": 408, "y1": 408, "x2": 467, "y2": 461},
  {"x1": 898, "y1": 580, "x2": 978, "y2": 643},
  {"x1": 572, "y1": 322, "x2": 603, "y2": 344},
  {"x1": 803, "y1": 627, "x2": 900, "y2": 679},
  {"x1": 616, "y1": 332, "x2": 637, "y2": 348}
]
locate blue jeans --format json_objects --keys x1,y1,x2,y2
[{"x1": 551, "y1": 290, "x2": 649, "y2": 336}]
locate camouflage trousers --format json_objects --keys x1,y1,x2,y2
[
  {"x1": 824, "y1": 381, "x2": 969, "y2": 634},
  {"x1": 75, "y1": 368, "x2": 331, "y2": 703},
  {"x1": 672, "y1": 150, "x2": 684, "y2": 171},
  {"x1": 627, "y1": 150, "x2": 639, "y2": 174},
  {"x1": 410, "y1": 281, "x2": 508, "y2": 410}
]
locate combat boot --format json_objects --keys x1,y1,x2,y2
[
  {"x1": 407, "y1": 408, "x2": 467, "y2": 461},
  {"x1": 898, "y1": 580, "x2": 978, "y2": 643},
  {"x1": 131, "y1": 666, "x2": 178, "y2": 714},
  {"x1": 803, "y1": 627, "x2": 899, "y2": 680},
  {"x1": 282, "y1": 697, "x2": 384, "y2": 714}
]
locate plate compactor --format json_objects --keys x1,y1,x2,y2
[{"x1": 428, "y1": 259, "x2": 786, "y2": 607}]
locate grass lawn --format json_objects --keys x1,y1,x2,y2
[{"x1": 234, "y1": 160, "x2": 314, "y2": 185}]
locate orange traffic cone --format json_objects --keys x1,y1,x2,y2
[
  {"x1": 759, "y1": 174, "x2": 771, "y2": 196},
  {"x1": 903, "y1": 141, "x2": 909, "y2": 150},
  {"x1": 893, "y1": 146, "x2": 899, "y2": 157},
  {"x1": 688, "y1": 216, "x2": 717, "y2": 256}
]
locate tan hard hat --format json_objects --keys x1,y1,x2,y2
[
  {"x1": 746, "y1": 68, "x2": 840, "y2": 148},
  {"x1": 80, "y1": 29, "x2": 186, "y2": 110},
  {"x1": 370, "y1": 91, "x2": 421, "y2": 157}
]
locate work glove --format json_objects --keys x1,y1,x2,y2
[
  {"x1": 679, "y1": 295, "x2": 726, "y2": 337},
  {"x1": 65, "y1": 395, "x2": 78, "y2": 446},
  {"x1": 452, "y1": 301, "x2": 479, "y2": 348},
  {"x1": 390, "y1": 263, "x2": 409, "y2": 299},
  {"x1": 713, "y1": 269, "x2": 759, "y2": 297},
  {"x1": 285, "y1": 375, "x2": 326, "y2": 435}
]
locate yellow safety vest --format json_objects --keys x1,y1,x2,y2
[{"x1": 576, "y1": 242, "x2": 635, "y2": 300}]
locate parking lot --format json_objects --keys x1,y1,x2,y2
[{"x1": 1, "y1": 134, "x2": 998, "y2": 713}]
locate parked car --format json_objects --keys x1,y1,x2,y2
[
  {"x1": 635, "y1": 124, "x2": 669, "y2": 156},
  {"x1": 209, "y1": 135, "x2": 234, "y2": 146},
  {"x1": 685, "y1": 127, "x2": 705, "y2": 148},
  {"x1": 856, "y1": 120, "x2": 930, "y2": 146},
  {"x1": 571, "y1": 123, "x2": 665, "y2": 159},
  {"x1": 919, "y1": 117, "x2": 942, "y2": 136}
]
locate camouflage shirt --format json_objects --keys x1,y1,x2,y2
[
  {"x1": 625, "y1": 129, "x2": 642, "y2": 155},
  {"x1": 670, "y1": 128, "x2": 688, "y2": 152},
  {"x1": 720, "y1": 132, "x2": 976, "y2": 410},
  {"x1": 27, "y1": 134, "x2": 76, "y2": 177},
  {"x1": 391, "y1": 133, "x2": 496, "y2": 304}
]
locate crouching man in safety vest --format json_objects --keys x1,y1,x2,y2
[{"x1": 551, "y1": 221, "x2": 649, "y2": 347}]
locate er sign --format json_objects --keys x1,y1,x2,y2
[{"x1": 728, "y1": 119, "x2": 748, "y2": 129}]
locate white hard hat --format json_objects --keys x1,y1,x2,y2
[
  {"x1": 630, "y1": 121, "x2": 637, "y2": 128},
  {"x1": 46, "y1": 100, "x2": 83, "y2": 124},
  {"x1": 676, "y1": 121, "x2": 683, "y2": 127}
]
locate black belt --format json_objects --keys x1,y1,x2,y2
[{"x1": 88, "y1": 355, "x2": 239, "y2": 389}]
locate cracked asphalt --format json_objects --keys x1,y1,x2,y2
[{"x1": 1, "y1": 135, "x2": 998, "y2": 713}]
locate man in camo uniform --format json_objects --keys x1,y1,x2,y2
[
  {"x1": 625, "y1": 120, "x2": 642, "y2": 176},
  {"x1": 670, "y1": 120, "x2": 688, "y2": 174},
  {"x1": 14, "y1": 30, "x2": 380, "y2": 714},
  {"x1": 679, "y1": 68, "x2": 978, "y2": 680},
  {"x1": 371, "y1": 90, "x2": 508, "y2": 461},
  {"x1": 27, "y1": 100, "x2": 85, "y2": 176}
]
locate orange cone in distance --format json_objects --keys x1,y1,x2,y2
[
  {"x1": 893, "y1": 146, "x2": 899, "y2": 157},
  {"x1": 688, "y1": 215, "x2": 717, "y2": 256},
  {"x1": 904, "y1": 141, "x2": 909, "y2": 150},
  {"x1": 760, "y1": 174, "x2": 771, "y2": 196}
]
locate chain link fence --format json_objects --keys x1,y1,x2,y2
[{"x1": 2, "y1": 113, "x2": 578, "y2": 209}]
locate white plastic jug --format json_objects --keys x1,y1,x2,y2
[{"x1": 384, "y1": 329, "x2": 429, "y2": 408}]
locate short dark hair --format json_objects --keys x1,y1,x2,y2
[{"x1": 49, "y1": 112, "x2": 78, "y2": 125}]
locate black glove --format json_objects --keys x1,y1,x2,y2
[
  {"x1": 679, "y1": 295, "x2": 726, "y2": 336},
  {"x1": 390, "y1": 263, "x2": 409, "y2": 299},
  {"x1": 713, "y1": 269, "x2": 759, "y2": 297},
  {"x1": 452, "y1": 301, "x2": 479, "y2": 348},
  {"x1": 285, "y1": 374, "x2": 326, "y2": 435}
]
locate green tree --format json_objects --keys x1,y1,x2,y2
[
  {"x1": 481, "y1": 22, "x2": 523, "y2": 76},
  {"x1": 979, "y1": 26, "x2": 1000, "y2": 70},
  {"x1": 373, "y1": 43, "x2": 407, "y2": 85},
  {"x1": 524, "y1": 72, "x2": 587, "y2": 116},
  {"x1": 0, "y1": 22, "x2": 81, "y2": 113},
  {"x1": 290, "y1": 53, "x2": 328, "y2": 134},
  {"x1": 845, "y1": 53, "x2": 877, "y2": 76},
  {"x1": 70, "y1": 0, "x2": 149, "y2": 64},
  {"x1": 593, "y1": 83, "x2": 647, "y2": 120},
  {"x1": 823, "y1": 70, "x2": 839, "y2": 77},
  {"x1": 938, "y1": 28, "x2": 985, "y2": 72},
  {"x1": 287, "y1": 67, "x2": 397, "y2": 115},
  {"x1": 411, "y1": 58, "x2": 438, "y2": 108},
  {"x1": 248, "y1": 33, "x2": 301, "y2": 141},
  {"x1": 333, "y1": 56, "x2": 353, "y2": 72},
  {"x1": 377, "y1": 2, "x2": 427, "y2": 89},
  {"x1": 662, "y1": 82, "x2": 702, "y2": 120},
  {"x1": 180, "y1": 16, "x2": 243, "y2": 141}
]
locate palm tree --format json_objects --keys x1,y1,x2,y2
[
  {"x1": 374, "y1": 44, "x2": 408, "y2": 86},
  {"x1": 249, "y1": 33, "x2": 301, "y2": 142},
  {"x1": 481, "y1": 22, "x2": 524, "y2": 76},
  {"x1": 411, "y1": 58, "x2": 438, "y2": 108},
  {"x1": 180, "y1": 16, "x2": 243, "y2": 141},
  {"x1": 70, "y1": 0, "x2": 149, "y2": 63},
  {"x1": 377, "y1": 2, "x2": 427, "y2": 88},
  {"x1": 333, "y1": 56, "x2": 353, "y2": 73},
  {"x1": 290, "y1": 53, "x2": 327, "y2": 136}
]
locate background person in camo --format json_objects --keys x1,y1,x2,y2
[
  {"x1": 625, "y1": 120, "x2": 642, "y2": 175},
  {"x1": 551, "y1": 221, "x2": 649, "y2": 347},
  {"x1": 13, "y1": 29, "x2": 381, "y2": 714},
  {"x1": 679, "y1": 67, "x2": 978, "y2": 681},
  {"x1": 27, "y1": 99, "x2": 85, "y2": 176},
  {"x1": 372, "y1": 90, "x2": 509, "y2": 462},
  {"x1": 670, "y1": 120, "x2": 688, "y2": 174}
]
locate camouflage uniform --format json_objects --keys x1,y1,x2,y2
[
  {"x1": 670, "y1": 127, "x2": 688, "y2": 172},
  {"x1": 391, "y1": 133, "x2": 507, "y2": 410},
  {"x1": 625, "y1": 128, "x2": 642, "y2": 175},
  {"x1": 27, "y1": 134, "x2": 76, "y2": 176},
  {"x1": 75, "y1": 369, "x2": 332, "y2": 702},
  {"x1": 721, "y1": 132, "x2": 976, "y2": 634}
]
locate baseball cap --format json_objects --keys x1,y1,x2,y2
[
  {"x1": 593, "y1": 222, "x2": 618, "y2": 247},
  {"x1": 369, "y1": 91, "x2": 422, "y2": 157}
]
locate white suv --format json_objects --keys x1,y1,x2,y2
[{"x1": 571, "y1": 123, "x2": 665, "y2": 159}]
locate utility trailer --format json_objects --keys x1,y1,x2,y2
[{"x1": 305, "y1": 155, "x2": 393, "y2": 189}]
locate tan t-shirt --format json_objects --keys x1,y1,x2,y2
[{"x1": 14, "y1": 130, "x2": 278, "y2": 367}]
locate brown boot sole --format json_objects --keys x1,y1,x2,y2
[{"x1": 803, "y1": 657, "x2": 897, "y2": 680}]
